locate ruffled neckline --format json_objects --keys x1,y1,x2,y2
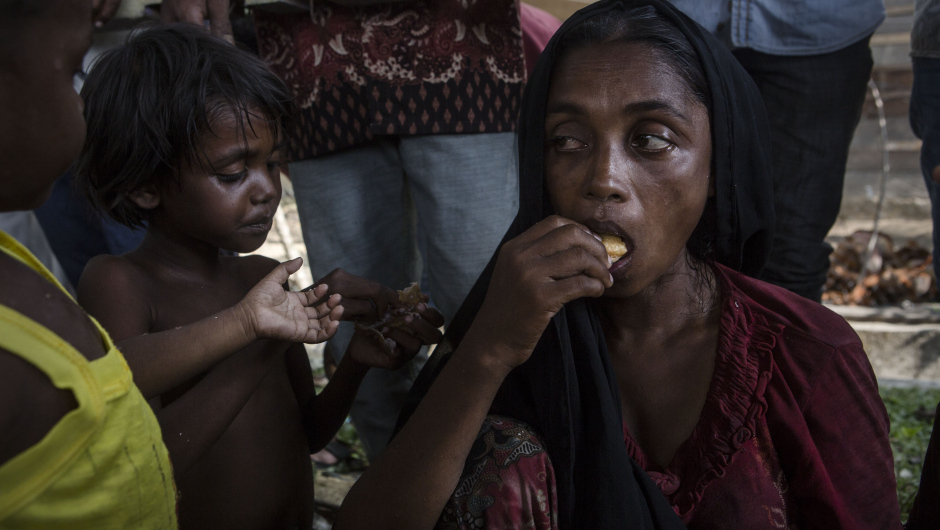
[{"x1": 623, "y1": 263, "x2": 782, "y2": 516}]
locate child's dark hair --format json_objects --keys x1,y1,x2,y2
[{"x1": 74, "y1": 23, "x2": 297, "y2": 228}]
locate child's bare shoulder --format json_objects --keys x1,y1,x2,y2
[
  {"x1": 0, "y1": 253, "x2": 105, "y2": 362},
  {"x1": 231, "y1": 254, "x2": 282, "y2": 285},
  {"x1": 78, "y1": 254, "x2": 154, "y2": 339},
  {"x1": 79, "y1": 254, "x2": 152, "y2": 304}
]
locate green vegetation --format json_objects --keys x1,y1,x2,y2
[{"x1": 880, "y1": 386, "x2": 940, "y2": 522}]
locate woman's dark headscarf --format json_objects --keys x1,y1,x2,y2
[{"x1": 399, "y1": 1, "x2": 773, "y2": 528}]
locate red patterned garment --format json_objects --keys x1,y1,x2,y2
[
  {"x1": 439, "y1": 416, "x2": 557, "y2": 530},
  {"x1": 252, "y1": 1, "x2": 525, "y2": 160},
  {"x1": 624, "y1": 264, "x2": 902, "y2": 529}
]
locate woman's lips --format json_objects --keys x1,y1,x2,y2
[
  {"x1": 609, "y1": 249, "x2": 633, "y2": 275},
  {"x1": 594, "y1": 231, "x2": 635, "y2": 276}
]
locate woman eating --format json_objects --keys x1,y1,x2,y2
[{"x1": 334, "y1": 1, "x2": 903, "y2": 528}]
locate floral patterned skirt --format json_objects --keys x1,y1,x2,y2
[{"x1": 438, "y1": 416, "x2": 558, "y2": 530}]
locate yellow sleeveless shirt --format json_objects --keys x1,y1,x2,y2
[{"x1": 0, "y1": 231, "x2": 178, "y2": 529}]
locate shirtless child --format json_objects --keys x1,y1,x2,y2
[
  {"x1": 0, "y1": 1, "x2": 178, "y2": 528},
  {"x1": 74, "y1": 25, "x2": 444, "y2": 529}
]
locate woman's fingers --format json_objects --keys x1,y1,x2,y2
[
  {"x1": 395, "y1": 315, "x2": 443, "y2": 345},
  {"x1": 530, "y1": 222, "x2": 609, "y2": 268},
  {"x1": 542, "y1": 246, "x2": 613, "y2": 288},
  {"x1": 337, "y1": 299, "x2": 381, "y2": 320},
  {"x1": 550, "y1": 274, "x2": 608, "y2": 303},
  {"x1": 515, "y1": 215, "x2": 592, "y2": 246}
]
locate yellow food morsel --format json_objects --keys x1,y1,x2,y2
[{"x1": 600, "y1": 233, "x2": 627, "y2": 260}]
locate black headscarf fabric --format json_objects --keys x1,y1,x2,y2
[{"x1": 399, "y1": 1, "x2": 773, "y2": 528}]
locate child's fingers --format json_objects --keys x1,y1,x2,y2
[
  {"x1": 303, "y1": 307, "x2": 342, "y2": 343},
  {"x1": 283, "y1": 257, "x2": 303, "y2": 274},
  {"x1": 263, "y1": 257, "x2": 302, "y2": 288},
  {"x1": 307, "y1": 300, "x2": 343, "y2": 321},
  {"x1": 302, "y1": 283, "x2": 330, "y2": 304},
  {"x1": 320, "y1": 320, "x2": 340, "y2": 340},
  {"x1": 310, "y1": 320, "x2": 340, "y2": 344}
]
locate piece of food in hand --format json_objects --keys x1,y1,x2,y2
[
  {"x1": 356, "y1": 282, "x2": 425, "y2": 352},
  {"x1": 397, "y1": 282, "x2": 424, "y2": 308},
  {"x1": 599, "y1": 233, "x2": 627, "y2": 260}
]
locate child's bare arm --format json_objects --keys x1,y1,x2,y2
[
  {"x1": 79, "y1": 256, "x2": 342, "y2": 398},
  {"x1": 290, "y1": 301, "x2": 445, "y2": 453},
  {"x1": 285, "y1": 343, "x2": 367, "y2": 453}
]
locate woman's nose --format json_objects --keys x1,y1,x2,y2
[{"x1": 583, "y1": 144, "x2": 628, "y2": 202}]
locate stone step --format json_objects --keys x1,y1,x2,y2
[
  {"x1": 837, "y1": 170, "x2": 929, "y2": 222},
  {"x1": 850, "y1": 320, "x2": 940, "y2": 381},
  {"x1": 826, "y1": 304, "x2": 940, "y2": 382}
]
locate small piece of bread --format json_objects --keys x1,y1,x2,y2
[
  {"x1": 600, "y1": 233, "x2": 627, "y2": 260},
  {"x1": 397, "y1": 282, "x2": 423, "y2": 307},
  {"x1": 356, "y1": 282, "x2": 425, "y2": 351}
]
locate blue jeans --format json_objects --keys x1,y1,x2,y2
[
  {"x1": 290, "y1": 132, "x2": 519, "y2": 458},
  {"x1": 911, "y1": 57, "x2": 940, "y2": 281},
  {"x1": 733, "y1": 36, "x2": 874, "y2": 301}
]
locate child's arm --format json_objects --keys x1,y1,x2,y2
[
  {"x1": 79, "y1": 256, "x2": 342, "y2": 398},
  {"x1": 288, "y1": 271, "x2": 445, "y2": 453},
  {"x1": 285, "y1": 342, "x2": 368, "y2": 454},
  {"x1": 288, "y1": 307, "x2": 444, "y2": 453}
]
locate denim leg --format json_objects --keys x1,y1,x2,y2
[
  {"x1": 289, "y1": 140, "x2": 423, "y2": 459},
  {"x1": 733, "y1": 37, "x2": 874, "y2": 301},
  {"x1": 911, "y1": 58, "x2": 940, "y2": 281},
  {"x1": 400, "y1": 132, "x2": 519, "y2": 322}
]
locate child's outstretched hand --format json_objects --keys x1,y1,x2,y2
[
  {"x1": 346, "y1": 301, "x2": 445, "y2": 370},
  {"x1": 238, "y1": 258, "x2": 343, "y2": 344}
]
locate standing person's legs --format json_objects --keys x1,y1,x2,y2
[
  {"x1": 290, "y1": 139, "x2": 422, "y2": 460},
  {"x1": 910, "y1": 57, "x2": 940, "y2": 281},
  {"x1": 733, "y1": 37, "x2": 874, "y2": 301},
  {"x1": 399, "y1": 132, "x2": 519, "y2": 322}
]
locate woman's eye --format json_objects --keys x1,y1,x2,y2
[
  {"x1": 633, "y1": 134, "x2": 671, "y2": 151},
  {"x1": 216, "y1": 170, "x2": 247, "y2": 183},
  {"x1": 550, "y1": 136, "x2": 587, "y2": 151}
]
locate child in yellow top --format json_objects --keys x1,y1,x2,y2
[
  {"x1": 73, "y1": 24, "x2": 444, "y2": 529},
  {"x1": 1, "y1": 0, "x2": 176, "y2": 527}
]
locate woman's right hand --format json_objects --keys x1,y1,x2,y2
[{"x1": 470, "y1": 215, "x2": 613, "y2": 369}]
